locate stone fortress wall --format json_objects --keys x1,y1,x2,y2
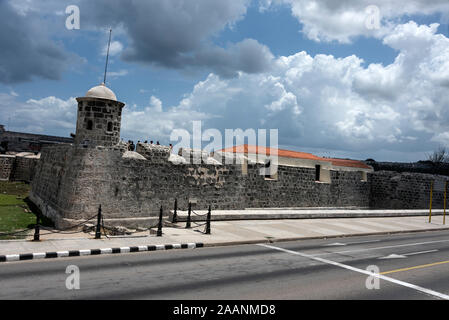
[
  {"x1": 28, "y1": 141, "x2": 449, "y2": 228},
  {"x1": 0, "y1": 124, "x2": 72, "y2": 182},
  {"x1": 0, "y1": 153, "x2": 40, "y2": 182},
  {"x1": 0, "y1": 155, "x2": 15, "y2": 181},
  {"x1": 369, "y1": 171, "x2": 448, "y2": 209},
  {"x1": 29, "y1": 143, "x2": 372, "y2": 227}
]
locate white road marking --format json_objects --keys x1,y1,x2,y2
[
  {"x1": 324, "y1": 240, "x2": 380, "y2": 247},
  {"x1": 404, "y1": 249, "x2": 438, "y2": 256},
  {"x1": 378, "y1": 254, "x2": 407, "y2": 259},
  {"x1": 325, "y1": 243, "x2": 346, "y2": 246},
  {"x1": 259, "y1": 243, "x2": 449, "y2": 300},
  {"x1": 315, "y1": 239, "x2": 449, "y2": 257}
]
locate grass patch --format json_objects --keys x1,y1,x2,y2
[
  {"x1": 0, "y1": 194, "x2": 27, "y2": 206},
  {"x1": 0, "y1": 181, "x2": 54, "y2": 239},
  {"x1": 0, "y1": 204, "x2": 35, "y2": 240},
  {"x1": 0, "y1": 206, "x2": 35, "y2": 232}
]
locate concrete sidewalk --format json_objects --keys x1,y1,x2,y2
[{"x1": 0, "y1": 215, "x2": 448, "y2": 256}]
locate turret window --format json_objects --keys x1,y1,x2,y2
[
  {"x1": 107, "y1": 122, "x2": 113, "y2": 132},
  {"x1": 87, "y1": 120, "x2": 93, "y2": 130}
]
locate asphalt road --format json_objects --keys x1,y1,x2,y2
[{"x1": 2, "y1": 230, "x2": 449, "y2": 299}]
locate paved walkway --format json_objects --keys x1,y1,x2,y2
[{"x1": 0, "y1": 215, "x2": 448, "y2": 255}]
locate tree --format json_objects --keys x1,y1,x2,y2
[{"x1": 426, "y1": 146, "x2": 449, "y2": 163}]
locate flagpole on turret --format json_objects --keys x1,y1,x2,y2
[{"x1": 103, "y1": 28, "x2": 112, "y2": 85}]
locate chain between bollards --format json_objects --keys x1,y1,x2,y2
[
  {"x1": 205, "y1": 205, "x2": 211, "y2": 235},
  {"x1": 157, "y1": 205, "x2": 163, "y2": 237},
  {"x1": 186, "y1": 202, "x2": 192, "y2": 228},
  {"x1": 33, "y1": 211, "x2": 40, "y2": 241},
  {"x1": 95, "y1": 205, "x2": 102, "y2": 239},
  {"x1": 172, "y1": 199, "x2": 178, "y2": 223}
]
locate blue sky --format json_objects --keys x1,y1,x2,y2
[{"x1": 1, "y1": 0, "x2": 449, "y2": 162}]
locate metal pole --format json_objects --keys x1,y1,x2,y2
[
  {"x1": 172, "y1": 199, "x2": 178, "y2": 223},
  {"x1": 429, "y1": 181, "x2": 433, "y2": 223},
  {"x1": 443, "y1": 180, "x2": 447, "y2": 224},
  {"x1": 186, "y1": 202, "x2": 192, "y2": 228},
  {"x1": 104, "y1": 29, "x2": 112, "y2": 85},
  {"x1": 95, "y1": 205, "x2": 102, "y2": 239},
  {"x1": 33, "y1": 211, "x2": 40, "y2": 241},
  {"x1": 157, "y1": 205, "x2": 163, "y2": 237},
  {"x1": 205, "y1": 205, "x2": 211, "y2": 235}
]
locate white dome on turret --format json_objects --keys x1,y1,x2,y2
[{"x1": 85, "y1": 83, "x2": 117, "y2": 101}]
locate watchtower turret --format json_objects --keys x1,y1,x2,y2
[{"x1": 75, "y1": 83, "x2": 125, "y2": 147}]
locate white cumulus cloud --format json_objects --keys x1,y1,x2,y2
[
  {"x1": 0, "y1": 93, "x2": 76, "y2": 136},
  {"x1": 264, "y1": 0, "x2": 449, "y2": 43}
]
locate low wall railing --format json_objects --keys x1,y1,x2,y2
[{"x1": 0, "y1": 198, "x2": 213, "y2": 240}]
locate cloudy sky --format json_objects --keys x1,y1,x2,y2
[{"x1": 1, "y1": 0, "x2": 449, "y2": 161}]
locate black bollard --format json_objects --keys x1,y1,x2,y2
[
  {"x1": 205, "y1": 205, "x2": 211, "y2": 235},
  {"x1": 186, "y1": 202, "x2": 192, "y2": 228},
  {"x1": 33, "y1": 211, "x2": 40, "y2": 241},
  {"x1": 157, "y1": 205, "x2": 163, "y2": 237},
  {"x1": 172, "y1": 199, "x2": 178, "y2": 223},
  {"x1": 95, "y1": 205, "x2": 102, "y2": 239}
]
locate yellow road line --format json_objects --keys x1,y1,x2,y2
[{"x1": 381, "y1": 260, "x2": 449, "y2": 275}]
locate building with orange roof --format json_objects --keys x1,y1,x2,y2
[{"x1": 216, "y1": 144, "x2": 373, "y2": 183}]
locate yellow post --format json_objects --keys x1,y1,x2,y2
[
  {"x1": 429, "y1": 181, "x2": 433, "y2": 223},
  {"x1": 444, "y1": 181, "x2": 447, "y2": 225}
]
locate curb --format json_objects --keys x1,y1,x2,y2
[{"x1": 0, "y1": 242, "x2": 204, "y2": 263}]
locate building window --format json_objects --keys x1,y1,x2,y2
[
  {"x1": 87, "y1": 120, "x2": 93, "y2": 130},
  {"x1": 107, "y1": 122, "x2": 113, "y2": 132},
  {"x1": 264, "y1": 160, "x2": 278, "y2": 180},
  {"x1": 315, "y1": 165, "x2": 321, "y2": 181},
  {"x1": 315, "y1": 164, "x2": 331, "y2": 183},
  {"x1": 265, "y1": 160, "x2": 271, "y2": 179},
  {"x1": 361, "y1": 171, "x2": 368, "y2": 182}
]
